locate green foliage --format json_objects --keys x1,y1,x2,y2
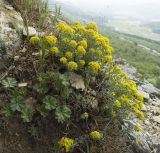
[
  {"x1": 2, "y1": 77, "x2": 17, "y2": 88},
  {"x1": 43, "y1": 96, "x2": 58, "y2": 110},
  {"x1": 102, "y1": 28, "x2": 160, "y2": 88},
  {"x1": 9, "y1": 96, "x2": 25, "y2": 112},
  {"x1": 55, "y1": 106, "x2": 71, "y2": 123},
  {"x1": 20, "y1": 107, "x2": 34, "y2": 122},
  {"x1": 0, "y1": 105, "x2": 12, "y2": 117}
]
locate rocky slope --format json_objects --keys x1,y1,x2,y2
[
  {"x1": 116, "y1": 59, "x2": 160, "y2": 153},
  {"x1": 0, "y1": 1, "x2": 159, "y2": 152}
]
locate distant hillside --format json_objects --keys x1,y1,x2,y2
[{"x1": 49, "y1": 0, "x2": 109, "y2": 24}]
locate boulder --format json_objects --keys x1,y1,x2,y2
[
  {"x1": 23, "y1": 26, "x2": 37, "y2": 36},
  {"x1": 141, "y1": 83, "x2": 160, "y2": 97},
  {"x1": 138, "y1": 86, "x2": 150, "y2": 100},
  {"x1": 0, "y1": 0, "x2": 23, "y2": 58},
  {"x1": 153, "y1": 116, "x2": 160, "y2": 124}
]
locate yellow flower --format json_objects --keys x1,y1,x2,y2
[
  {"x1": 86, "y1": 22, "x2": 98, "y2": 31},
  {"x1": 69, "y1": 40, "x2": 77, "y2": 48},
  {"x1": 105, "y1": 45, "x2": 113, "y2": 54},
  {"x1": 76, "y1": 46, "x2": 86, "y2": 55},
  {"x1": 30, "y1": 36, "x2": 40, "y2": 44},
  {"x1": 58, "y1": 137, "x2": 74, "y2": 153},
  {"x1": 81, "y1": 112, "x2": 89, "y2": 119},
  {"x1": 88, "y1": 61, "x2": 101, "y2": 74},
  {"x1": 50, "y1": 47, "x2": 59, "y2": 55},
  {"x1": 67, "y1": 61, "x2": 78, "y2": 71},
  {"x1": 90, "y1": 131, "x2": 102, "y2": 140},
  {"x1": 65, "y1": 51, "x2": 73, "y2": 58},
  {"x1": 111, "y1": 92, "x2": 116, "y2": 96},
  {"x1": 96, "y1": 50, "x2": 103, "y2": 56},
  {"x1": 136, "y1": 93, "x2": 144, "y2": 102},
  {"x1": 89, "y1": 48, "x2": 96, "y2": 54},
  {"x1": 79, "y1": 40, "x2": 87, "y2": 49},
  {"x1": 44, "y1": 36, "x2": 57, "y2": 45},
  {"x1": 134, "y1": 124, "x2": 141, "y2": 132},
  {"x1": 111, "y1": 111, "x2": 116, "y2": 117},
  {"x1": 79, "y1": 60, "x2": 85, "y2": 67},
  {"x1": 102, "y1": 55, "x2": 112, "y2": 63},
  {"x1": 62, "y1": 37, "x2": 69, "y2": 43},
  {"x1": 137, "y1": 111, "x2": 144, "y2": 120},
  {"x1": 60, "y1": 57, "x2": 67, "y2": 64},
  {"x1": 132, "y1": 106, "x2": 139, "y2": 113},
  {"x1": 113, "y1": 100, "x2": 121, "y2": 108}
]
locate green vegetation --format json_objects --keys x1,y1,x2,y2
[
  {"x1": 0, "y1": 11, "x2": 144, "y2": 152},
  {"x1": 101, "y1": 28, "x2": 160, "y2": 88}
]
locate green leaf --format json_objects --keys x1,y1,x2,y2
[
  {"x1": 10, "y1": 88, "x2": 27, "y2": 99},
  {"x1": 9, "y1": 96, "x2": 24, "y2": 112},
  {"x1": 33, "y1": 84, "x2": 48, "y2": 94},
  {"x1": 37, "y1": 104, "x2": 49, "y2": 117},
  {"x1": 0, "y1": 105, "x2": 12, "y2": 117},
  {"x1": 43, "y1": 96, "x2": 58, "y2": 111},
  {"x1": 37, "y1": 73, "x2": 47, "y2": 83},
  {"x1": 55, "y1": 106, "x2": 71, "y2": 123},
  {"x1": 20, "y1": 107, "x2": 34, "y2": 122},
  {"x1": 2, "y1": 77, "x2": 17, "y2": 88}
]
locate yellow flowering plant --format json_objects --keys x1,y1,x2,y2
[
  {"x1": 30, "y1": 21, "x2": 113, "y2": 76},
  {"x1": 58, "y1": 137, "x2": 74, "y2": 152}
]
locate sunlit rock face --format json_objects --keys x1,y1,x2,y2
[{"x1": 0, "y1": 0, "x2": 23, "y2": 59}]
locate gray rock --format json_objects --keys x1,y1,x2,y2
[
  {"x1": 23, "y1": 26, "x2": 37, "y2": 36},
  {"x1": 153, "y1": 116, "x2": 160, "y2": 124},
  {"x1": 138, "y1": 86, "x2": 150, "y2": 100},
  {"x1": 141, "y1": 83, "x2": 160, "y2": 97},
  {"x1": 0, "y1": 0, "x2": 23, "y2": 58}
]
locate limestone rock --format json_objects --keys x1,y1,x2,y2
[
  {"x1": 141, "y1": 83, "x2": 160, "y2": 97},
  {"x1": 67, "y1": 72, "x2": 85, "y2": 91},
  {"x1": 0, "y1": 0, "x2": 23, "y2": 57},
  {"x1": 23, "y1": 26, "x2": 37, "y2": 36},
  {"x1": 153, "y1": 116, "x2": 160, "y2": 124},
  {"x1": 138, "y1": 86, "x2": 150, "y2": 100}
]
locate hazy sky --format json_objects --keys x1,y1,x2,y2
[{"x1": 49, "y1": 0, "x2": 160, "y2": 20}]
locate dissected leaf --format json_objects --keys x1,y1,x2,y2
[
  {"x1": 10, "y1": 96, "x2": 25, "y2": 112},
  {"x1": 20, "y1": 107, "x2": 34, "y2": 122},
  {"x1": 2, "y1": 77, "x2": 17, "y2": 88},
  {"x1": 0, "y1": 105, "x2": 12, "y2": 117},
  {"x1": 43, "y1": 96, "x2": 58, "y2": 110},
  {"x1": 55, "y1": 106, "x2": 71, "y2": 123}
]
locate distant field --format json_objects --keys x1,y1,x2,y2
[
  {"x1": 106, "y1": 19, "x2": 160, "y2": 42},
  {"x1": 101, "y1": 27, "x2": 160, "y2": 88}
]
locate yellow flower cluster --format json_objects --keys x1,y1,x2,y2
[
  {"x1": 44, "y1": 36, "x2": 57, "y2": 45},
  {"x1": 30, "y1": 21, "x2": 113, "y2": 74},
  {"x1": 79, "y1": 60, "x2": 85, "y2": 67},
  {"x1": 88, "y1": 61, "x2": 101, "y2": 74},
  {"x1": 76, "y1": 46, "x2": 86, "y2": 55},
  {"x1": 81, "y1": 112, "x2": 89, "y2": 119},
  {"x1": 86, "y1": 22, "x2": 98, "y2": 31},
  {"x1": 65, "y1": 51, "x2": 73, "y2": 58},
  {"x1": 60, "y1": 57, "x2": 67, "y2": 64},
  {"x1": 58, "y1": 137, "x2": 74, "y2": 152},
  {"x1": 90, "y1": 131, "x2": 102, "y2": 140},
  {"x1": 113, "y1": 100, "x2": 121, "y2": 108},
  {"x1": 79, "y1": 40, "x2": 87, "y2": 49},
  {"x1": 69, "y1": 40, "x2": 77, "y2": 48},
  {"x1": 102, "y1": 55, "x2": 112, "y2": 63},
  {"x1": 107, "y1": 64, "x2": 144, "y2": 120},
  {"x1": 30, "y1": 36, "x2": 40, "y2": 44},
  {"x1": 56, "y1": 21, "x2": 75, "y2": 35},
  {"x1": 50, "y1": 47, "x2": 59, "y2": 55},
  {"x1": 67, "y1": 61, "x2": 78, "y2": 71},
  {"x1": 134, "y1": 124, "x2": 141, "y2": 132}
]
